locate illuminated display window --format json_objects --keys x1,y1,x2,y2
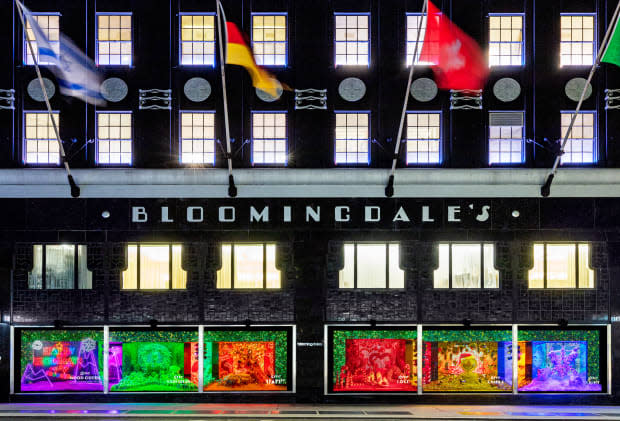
[
  {"x1": 406, "y1": 13, "x2": 426, "y2": 65},
  {"x1": 180, "y1": 14, "x2": 216, "y2": 66},
  {"x1": 28, "y1": 245, "x2": 91, "y2": 290},
  {"x1": 252, "y1": 14, "x2": 287, "y2": 66},
  {"x1": 23, "y1": 13, "x2": 60, "y2": 65},
  {"x1": 339, "y1": 243, "x2": 404, "y2": 289},
  {"x1": 560, "y1": 14, "x2": 595, "y2": 66},
  {"x1": 122, "y1": 244, "x2": 187, "y2": 290},
  {"x1": 217, "y1": 244, "x2": 281, "y2": 289},
  {"x1": 406, "y1": 112, "x2": 441, "y2": 165},
  {"x1": 335, "y1": 112, "x2": 370, "y2": 165},
  {"x1": 23, "y1": 111, "x2": 60, "y2": 165},
  {"x1": 489, "y1": 14, "x2": 524, "y2": 66},
  {"x1": 528, "y1": 243, "x2": 594, "y2": 289},
  {"x1": 334, "y1": 14, "x2": 370, "y2": 66},
  {"x1": 434, "y1": 243, "x2": 499, "y2": 288},
  {"x1": 96, "y1": 13, "x2": 132, "y2": 66},
  {"x1": 560, "y1": 111, "x2": 596, "y2": 164},
  {"x1": 489, "y1": 112, "x2": 524, "y2": 164},
  {"x1": 96, "y1": 112, "x2": 132, "y2": 165},
  {"x1": 180, "y1": 111, "x2": 215, "y2": 165},
  {"x1": 252, "y1": 112, "x2": 287, "y2": 165}
]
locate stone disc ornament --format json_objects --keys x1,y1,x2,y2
[
  {"x1": 101, "y1": 77, "x2": 128, "y2": 102},
  {"x1": 493, "y1": 78, "x2": 521, "y2": 102},
  {"x1": 184, "y1": 77, "x2": 212, "y2": 102},
  {"x1": 410, "y1": 77, "x2": 438, "y2": 102},
  {"x1": 256, "y1": 84, "x2": 283, "y2": 102},
  {"x1": 338, "y1": 77, "x2": 366, "y2": 102},
  {"x1": 565, "y1": 77, "x2": 593, "y2": 102},
  {"x1": 27, "y1": 78, "x2": 55, "y2": 102}
]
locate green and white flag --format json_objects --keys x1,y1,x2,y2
[{"x1": 602, "y1": 14, "x2": 620, "y2": 67}]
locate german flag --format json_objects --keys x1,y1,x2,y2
[{"x1": 226, "y1": 22, "x2": 281, "y2": 98}]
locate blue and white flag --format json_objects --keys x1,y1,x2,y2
[{"x1": 18, "y1": 0, "x2": 105, "y2": 105}]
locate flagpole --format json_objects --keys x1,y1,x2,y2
[
  {"x1": 541, "y1": 0, "x2": 620, "y2": 197},
  {"x1": 216, "y1": 0, "x2": 237, "y2": 198},
  {"x1": 15, "y1": 0, "x2": 80, "y2": 198},
  {"x1": 385, "y1": 0, "x2": 428, "y2": 197}
]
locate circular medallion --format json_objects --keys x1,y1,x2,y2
[
  {"x1": 410, "y1": 78, "x2": 438, "y2": 102},
  {"x1": 338, "y1": 77, "x2": 366, "y2": 102},
  {"x1": 27, "y1": 78, "x2": 55, "y2": 102},
  {"x1": 256, "y1": 83, "x2": 283, "y2": 102},
  {"x1": 565, "y1": 77, "x2": 592, "y2": 102},
  {"x1": 184, "y1": 77, "x2": 212, "y2": 102},
  {"x1": 101, "y1": 77, "x2": 128, "y2": 102},
  {"x1": 493, "y1": 78, "x2": 521, "y2": 102}
]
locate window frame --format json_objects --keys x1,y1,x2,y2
[
  {"x1": 178, "y1": 12, "x2": 217, "y2": 67},
  {"x1": 488, "y1": 110, "x2": 525, "y2": 165},
  {"x1": 22, "y1": 12, "x2": 61, "y2": 66},
  {"x1": 122, "y1": 244, "x2": 185, "y2": 291},
  {"x1": 29, "y1": 244, "x2": 90, "y2": 290},
  {"x1": 251, "y1": 110, "x2": 288, "y2": 166},
  {"x1": 179, "y1": 110, "x2": 216, "y2": 165},
  {"x1": 334, "y1": 12, "x2": 371, "y2": 67},
  {"x1": 95, "y1": 12, "x2": 133, "y2": 67},
  {"x1": 528, "y1": 242, "x2": 595, "y2": 289},
  {"x1": 405, "y1": 110, "x2": 442, "y2": 165},
  {"x1": 95, "y1": 110, "x2": 133, "y2": 166},
  {"x1": 251, "y1": 12, "x2": 288, "y2": 67},
  {"x1": 560, "y1": 110, "x2": 597, "y2": 165},
  {"x1": 339, "y1": 242, "x2": 404, "y2": 290},
  {"x1": 559, "y1": 13, "x2": 597, "y2": 67},
  {"x1": 334, "y1": 110, "x2": 371, "y2": 166},
  {"x1": 433, "y1": 242, "x2": 499, "y2": 290},
  {"x1": 218, "y1": 243, "x2": 280, "y2": 290},
  {"x1": 488, "y1": 13, "x2": 525, "y2": 67},
  {"x1": 22, "y1": 110, "x2": 60, "y2": 166}
]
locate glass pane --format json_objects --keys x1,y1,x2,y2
[
  {"x1": 483, "y1": 244, "x2": 499, "y2": 288},
  {"x1": 77, "y1": 245, "x2": 92, "y2": 289},
  {"x1": 356, "y1": 244, "x2": 387, "y2": 288},
  {"x1": 46, "y1": 245, "x2": 75, "y2": 289},
  {"x1": 217, "y1": 244, "x2": 232, "y2": 288},
  {"x1": 171, "y1": 244, "x2": 186, "y2": 289},
  {"x1": 234, "y1": 244, "x2": 264, "y2": 288},
  {"x1": 122, "y1": 245, "x2": 138, "y2": 289},
  {"x1": 578, "y1": 244, "x2": 594, "y2": 288},
  {"x1": 546, "y1": 244, "x2": 576, "y2": 288},
  {"x1": 389, "y1": 244, "x2": 404, "y2": 288},
  {"x1": 139, "y1": 245, "x2": 170, "y2": 289},
  {"x1": 339, "y1": 243, "x2": 355, "y2": 288},
  {"x1": 451, "y1": 244, "x2": 481, "y2": 288},
  {"x1": 28, "y1": 245, "x2": 43, "y2": 289},
  {"x1": 433, "y1": 244, "x2": 449, "y2": 288},
  {"x1": 265, "y1": 244, "x2": 281, "y2": 288},
  {"x1": 528, "y1": 244, "x2": 545, "y2": 288}
]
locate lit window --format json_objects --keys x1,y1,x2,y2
[
  {"x1": 96, "y1": 112, "x2": 132, "y2": 165},
  {"x1": 339, "y1": 243, "x2": 404, "y2": 289},
  {"x1": 335, "y1": 112, "x2": 369, "y2": 165},
  {"x1": 560, "y1": 14, "x2": 595, "y2": 66},
  {"x1": 122, "y1": 244, "x2": 186, "y2": 290},
  {"x1": 24, "y1": 111, "x2": 59, "y2": 165},
  {"x1": 29, "y1": 245, "x2": 91, "y2": 289},
  {"x1": 406, "y1": 112, "x2": 441, "y2": 164},
  {"x1": 489, "y1": 112, "x2": 524, "y2": 164},
  {"x1": 335, "y1": 14, "x2": 369, "y2": 66},
  {"x1": 529, "y1": 243, "x2": 594, "y2": 289},
  {"x1": 97, "y1": 13, "x2": 132, "y2": 66},
  {"x1": 180, "y1": 111, "x2": 215, "y2": 165},
  {"x1": 489, "y1": 14, "x2": 524, "y2": 66},
  {"x1": 217, "y1": 244, "x2": 281, "y2": 289},
  {"x1": 252, "y1": 112, "x2": 287, "y2": 165},
  {"x1": 180, "y1": 14, "x2": 215, "y2": 66},
  {"x1": 23, "y1": 13, "x2": 60, "y2": 65},
  {"x1": 434, "y1": 243, "x2": 499, "y2": 288},
  {"x1": 560, "y1": 111, "x2": 596, "y2": 164},
  {"x1": 252, "y1": 14, "x2": 287, "y2": 66}
]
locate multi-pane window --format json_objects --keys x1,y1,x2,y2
[
  {"x1": 96, "y1": 13, "x2": 132, "y2": 66},
  {"x1": 560, "y1": 14, "x2": 595, "y2": 66},
  {"x1": 489, "y1": 14, "x2": 524, "y2": 66},
  {"x1": 180, "y1": 111, "x2": 215, "y2": 165},
  {"x1": 334, "y1": 14, "x2": 369, "y2": 66},
  {"x1": 339, "y1": 243, "x2": 404, "y2": 289},
  {"x1": 434, "y1": 243, "x2": 499, "y2": 288},
  {"x1": 24, "y1": 111, "x2": 59, "y2": 165},
  {"x1": 23, "y1": 13, "x2": 60, "y2": 65},
  {"x1": 406, "y1": 112, "x2": 441, "y2": 164},
  {"x1": 529, "y1": 243, "x2": 594, "y2": 288},
  {"x1": 252, "y1": 14, "x2": 287, "y2": 66},
  {"x1": 180, "y1": 14, "x2": 216, "y2": 66},
  {"x1": 96, "y1": 112, "x2": 132, "y2": 165},
  {"x1": 560, "y1": 111, "x2": 596, "y2": 164},
  {"x1": 252, "y1": 112, "x2": 287, "y2": 165},
  {"x1": 488, "y1": 112, "x2": 524, "y2": 164},
  {"x1": 29, "y1": 245, "x2": 91, "y2": 289},
  {"x1": 122, "y1": 244, "x2": 186, "y2": 290},
  {"x1": 217, "y1": 244, "x2": 281, "y2": 289},
  {"x1": 335, "y1": 112, "x2": 369, "y2": 164}
]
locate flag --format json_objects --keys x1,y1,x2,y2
[
  {"x1": 602, "y1": 14, "x2": 620, "y2": 67},
  {"x1": 420, "y1": 0, "x2": 488, "y2": 90},
  {"x1": 18, "y1": 0, "x2": 105, "y2": 105},
  {"x1": 225, "y1": 22, "x2": 282, "y2": 98}
]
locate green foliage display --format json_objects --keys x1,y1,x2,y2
[
  {"x1": 109, "y1": 330, "x2": 198, "y2": 343},
  {"x1": 423, "y1": 329, "x2": 512, "y2": 342}
]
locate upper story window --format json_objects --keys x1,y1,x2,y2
[
  {"x1": 434, "y1": 243, "x2": 499, "y2": 289},
  {"x1": 24, "y1": 111, "x2": 59, "y2": 165},
  {"x1": 252, "y1": 112, "x2": 287, "y2": 165},
  {"x1": 96, "y1": 13, "x2": 132, "y2": 66},
  {"x1": 334, "y1": 14, "x2": 369, "y2": 66},
  {"x1": 560, "y1": 111, "x2": 596, "y2": 164},
  {"x1": 339, "y1": 243, "x2": 404, "y2": 289},
  {"x1": 96, "y1": 111, "x2": 132, "y2": 165},
  {"x1": 180, "y1": 111, "x2": 215, "y2": 165},
  {"x1": 29, "y1": 245, "x2": 91, "y2": 289},
  {"x1": 122, "y1": 244, "x2": 186, "y2": 290},
  {"x1": 529, "y1": 243, "x2": 594, "y2": 289},
  {"x1": 252, "y1": 14, "x2": 287, "y2": 66},
  {"x1": 217, "y1": 244, "x2": 281, "y2": 289},
  {"x1": 406, "y1": 112, "x2": 441, "y2": 165},
  {"x1": 23, "y1": 13, "x2": 60, "y2": 65},
  {"x1": 489, "y1": 14, "x2": 524, "y2": 66},
  {"x1": 489, "y1": 111, "x2": 524, "y2": 164},
  {"x1": 560, "y1": 14, "x2": 595, "y2": 66},
  {"x1": 180, "y1": 14, "x2": 216, "y2": 66},
  {"x1": 406, "y1": 13, "x2": 427, "y2": 65},
  {"x1": 334, "y1": 112, "x2": 369, "y2": 165}
]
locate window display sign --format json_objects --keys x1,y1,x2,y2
[
  {"x1": 422, "y1": 329, "x2": 513, "y2": 392},
  {"x1": 327, "y1": 327, "x2": 418, "y2": 393},
  {"x1": 18, "y1": 329, "x2": 104, "y2": 392}
]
